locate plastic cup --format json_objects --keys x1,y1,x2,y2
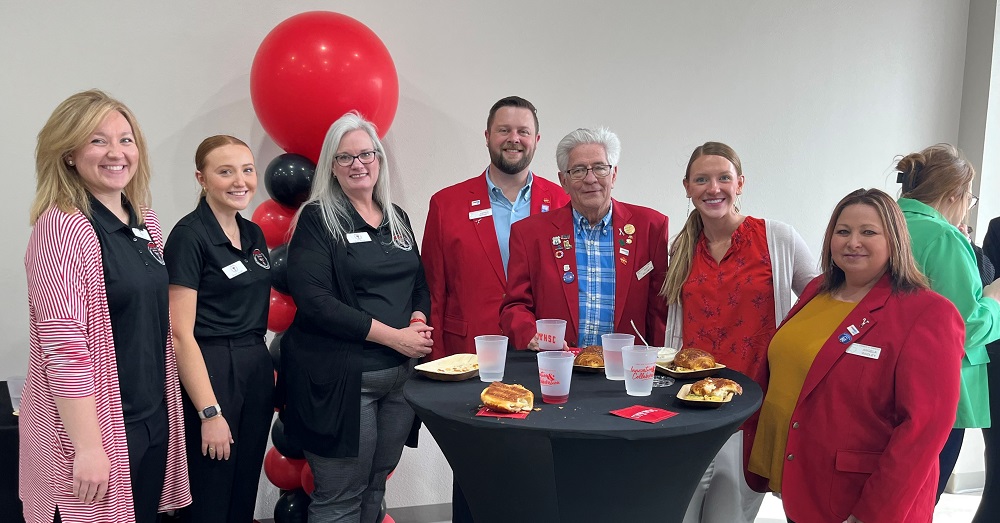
[
  {"x1": 622, "y1": 346, "x2": 658, "y2": 396},
  {"x1": 474, "y1": 335, "x2": 508, "y2": 382},
  {"x1": 536, "y1": 351, "x2": 575, "y2": 404},
  {"x1": 6, "y1": 376, "x2": 25, "y2": 413},
  {"x1": 601, "y1": 333, "x2": 635, "y2": 381},
  {"x1": 535, "y1": 319, "x2": 567, "y2": 351}
]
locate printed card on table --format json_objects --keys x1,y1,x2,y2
[{"x1": 610, "y1": 405, "x2": 678, "y2": 423}]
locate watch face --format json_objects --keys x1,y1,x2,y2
[{"x1": 203, "y1": 406, "x2": 219, "y2": 418}]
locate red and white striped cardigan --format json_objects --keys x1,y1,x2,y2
[{"x1": 21, "y1": 205, "x2": 191, "y2": 523}]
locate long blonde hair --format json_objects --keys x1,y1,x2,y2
[
  {"x1": 660, "y1": 142, "x2": 743, "y2": 304},
  {"x1": 31, "y1": 89, "x2": 151, "y2": 224}
]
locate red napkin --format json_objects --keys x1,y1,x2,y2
[
  {"x1": 476, "y1": 407, "x2": 529, "y2": 419},
  {"x1": 610, "y1": 405, "x2": 678, "y2": 423}
]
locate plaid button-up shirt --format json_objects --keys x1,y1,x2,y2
[{"x1": 573, "y1": 205, "x2": 615, "y2": 347}]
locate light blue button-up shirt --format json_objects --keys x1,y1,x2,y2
[{"x1": 486, "y1": 168, "x2": 533, "y2": 274}]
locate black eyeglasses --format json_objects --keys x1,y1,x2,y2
[
  {"x1": 334, "y1": 150, "x2": 377, "y2": 167},
  {"x1": 969, "y1": 192, "x2": 979, "y2": 210},
  {"x1": 565, "y1": 164, "x2": 612, "y2": 180}
]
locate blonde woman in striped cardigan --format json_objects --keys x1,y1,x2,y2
[{"x1": 22, "y1": 90, "x2": 190, "y2": 523}]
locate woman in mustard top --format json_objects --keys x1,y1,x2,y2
[{"x1": 749, "y1": 189, "x2": 965, "y2": 523}]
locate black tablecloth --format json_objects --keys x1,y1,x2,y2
[
  {"x1": 0, "y1": 382, "x2": 25, "y2": 522},
  {"x1": 405, "y1": 351, "x2": 763, "y2": 523}
]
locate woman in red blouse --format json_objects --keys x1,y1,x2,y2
[{"x1": 662, "y1": 142, "x2": 816, "y2": 523}]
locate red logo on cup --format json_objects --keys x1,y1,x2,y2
[
  {"x1": 630, "y1": 365, "x2": 655, "y2": 380},
  {"x1": 539, "y1": 371, "x2": 559, "y2": 386},
  {"x1": 538, "y1": 333, "x2": 557, "y2": 344}
]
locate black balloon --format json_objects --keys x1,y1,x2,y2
[
  {"x1": 269, "y1": 332, "x2": 284, "y2": 372},
  {"x1": 270, "y1": 243, "x2": 290, "y2": 294},
  {"x1": 271, "y1": 416, "x2": 305, "y2": 460},
  {"x1": 265, "y1": 153, "x2": 315, "y2": 208},
  {"x1": 273, "y1": 488, "x2": 310, "y2": 523}
]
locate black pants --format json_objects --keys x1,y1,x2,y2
[
  {"x1": 55, "y1": 404, "x2": 170, "y2": 523},
  {"x1": 936, "y1": 428, "x2": 965, "y2": 501},
  {"x1": 974, "y1": 350, "x2": 1000, "y2": 522},
  {"x1": 178, "y1": 335, "x2": 274, "y2": 523}
]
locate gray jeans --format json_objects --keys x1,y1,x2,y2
[{"x1": 305, "y1": 362, "x2": 414, "y2": 523}]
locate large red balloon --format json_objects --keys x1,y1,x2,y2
[
  {"x1": 268, "y1": 288, "x2": 296, "y2": 333},
  {"x1": 252, "y1": 199, "x2": 297, "y2": 248},
  {"x1": 251, "y1": 11, "x2": 399, "y2": 162},
  {"x1": 263, "y1": 447, "x2": 306, "y2": 490}
]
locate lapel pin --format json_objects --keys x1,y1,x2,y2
[{"x1": 623, "y1": 224, "x2": 635, "y2": 235}]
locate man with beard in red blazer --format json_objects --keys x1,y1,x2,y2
[
  {"x1": 421, "y1": 97, "x2": 569, "y2": 523},
  {"x1": 501, "y1": 127, "x2": 669, "y2": 351},
  {"x1": 422, "y1": 97, "x2": 569, "y2": 360}
]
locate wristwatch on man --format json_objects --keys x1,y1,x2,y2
[{"x1": 198, "y1": 404, "x2": 222, "y2": 420}]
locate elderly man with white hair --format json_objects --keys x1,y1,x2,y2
[{"x1": 500, "y1": 127, "x2": 669, "y2": 350}]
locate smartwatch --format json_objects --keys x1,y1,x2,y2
[{"x1": 198, "y1": 404, "x2": 222, "y2": 420}]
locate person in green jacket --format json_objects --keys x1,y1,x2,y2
[{"x1": 896, "y1": 143, "x2": 1000, "y2": 501}]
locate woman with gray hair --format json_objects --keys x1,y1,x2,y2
[{"x1": 278, "y1": 111, "x2": 432, "y2": 522}]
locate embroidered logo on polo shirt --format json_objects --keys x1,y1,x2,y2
[
  {"x1": 148, "y1": 242, "x2": 165, "y2": 265},
  {"x1": 253, "y1": 249, "x2": 270, "y2": 269}
]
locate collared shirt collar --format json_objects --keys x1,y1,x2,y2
[
  {"x1": 486, "y1": 167, "x2": 533, "y2": 204},
  {"x1": 195, "y1": 197, "x2": 252, "y2": 249},
  {"x1": 572, "y1": 202, "x2": 614, "y2": 233},
  {"x1": 897, "y1": 197, "x2": 948, "y2": 222},
  {"x1": 88, "y1": 193, "x2": 138, "y2": 233}
]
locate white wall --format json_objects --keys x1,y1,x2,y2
[{"x1": 1, "y1": 0, "x2": 977, "y2": 517}]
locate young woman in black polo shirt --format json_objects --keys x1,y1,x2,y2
[
  {"x1": 280, "y1": 112, "x2": 432, "y2": 522},
  {"x1": 164, "y1": 135, "x2": 273, "y2": 523}
]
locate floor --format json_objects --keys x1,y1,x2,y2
[
  {"x1": 753, "y1": 490, "x2": 984, "y2": 522},
  {"x1": 370, "y1": 490, "x2": 987, "y2": 522}
]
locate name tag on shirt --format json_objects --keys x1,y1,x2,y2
[
  {"x1": 347, "y1": 232, "x2": 372, "y2": 243},
  {"x1": 132, "y1": 227, "x2": 151, "y2": 241},
  {"x1": 846, "y1": 343, "x2": 881, "y2": 360},
  {"x1": 222, "y1": 261, "x2": 248, "y2": 279},
  {"x1": 469, "y1": 208, "x2": 493, "y2": 220},
  {"x1": 635, "y1": 260, "x2": 654, "y2": 281}
]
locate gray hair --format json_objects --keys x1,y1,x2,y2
[
  {"x1": 296, "y1": 111, "x2": 412, "y2": 248},
  {"x1": 555, "y1": 127, "x2": 621, "y2": 172}
]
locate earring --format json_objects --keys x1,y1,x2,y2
[
  {"x1": 67, "y1": 160, "x2": 75, "y2": 166},
  {"x1": 686, "y1": 197, "x2": 691, "y2": 215}
]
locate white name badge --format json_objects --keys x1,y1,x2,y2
[
  {"x1": 347, "y1": 232, "x2": 372, "y2": 243},
  {"x1": 132, "y1": 227, "x2": 151, "y2": 241},
  {"x1": 846, "y1": 343, "x2": 881, "y2": 360},
  {"x1": 469, "y1": 208, "x2": 493, "y2": 220},
  {"x1": 635, "y1": 260, "x2": 654, "y2": 281},
  {"x1": 222, "y1": 261, "x2": 248, "y2": 279}
]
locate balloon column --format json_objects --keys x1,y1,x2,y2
[{"x1": 251, "y1": 11, "x2": 399, "y2": 523}]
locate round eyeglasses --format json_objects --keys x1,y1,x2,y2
[
  {"x1": 334, "y1": 150, "x2": 377, "y2": 167},
  {"x1": 565, "y1": 164, "x2": 612, "y2": 180}
]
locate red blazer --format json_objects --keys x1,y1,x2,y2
[
  {"x1": 760, "y1": 275, "x2": 964, "y2": 523},
  {"x1": 422, "y1": 171, "x2": 569, "y2": 360},
  {"x1": 500, "y1": 200, "x2": 668, "y2": 349}
]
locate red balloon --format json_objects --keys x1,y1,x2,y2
[
  {"x1": 251, "y1": 11, "x2": 399, "y2": 162},
  {"x1": 301, "y1": 462, "x2": 315, "y2": 495},
  {"x1": 263, "y1": 447, "x2": 306, "y2": 490},
  {"x1": 269, "y1": 288, "x2": 296, "y2": 333},
  {"x1": 252, "y1": 199, "x2": 297, "y2": 248}
]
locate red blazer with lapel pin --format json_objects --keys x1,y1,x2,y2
[
  {"x1": 422, "y1": 171, "x2": 569, "y2": 360},
  {"x1": 756, "y1": 274, "x2": 965, "y2": 523},
  {"x1": 499, "y1": 199, "x2": 669, "y2": 350}
]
